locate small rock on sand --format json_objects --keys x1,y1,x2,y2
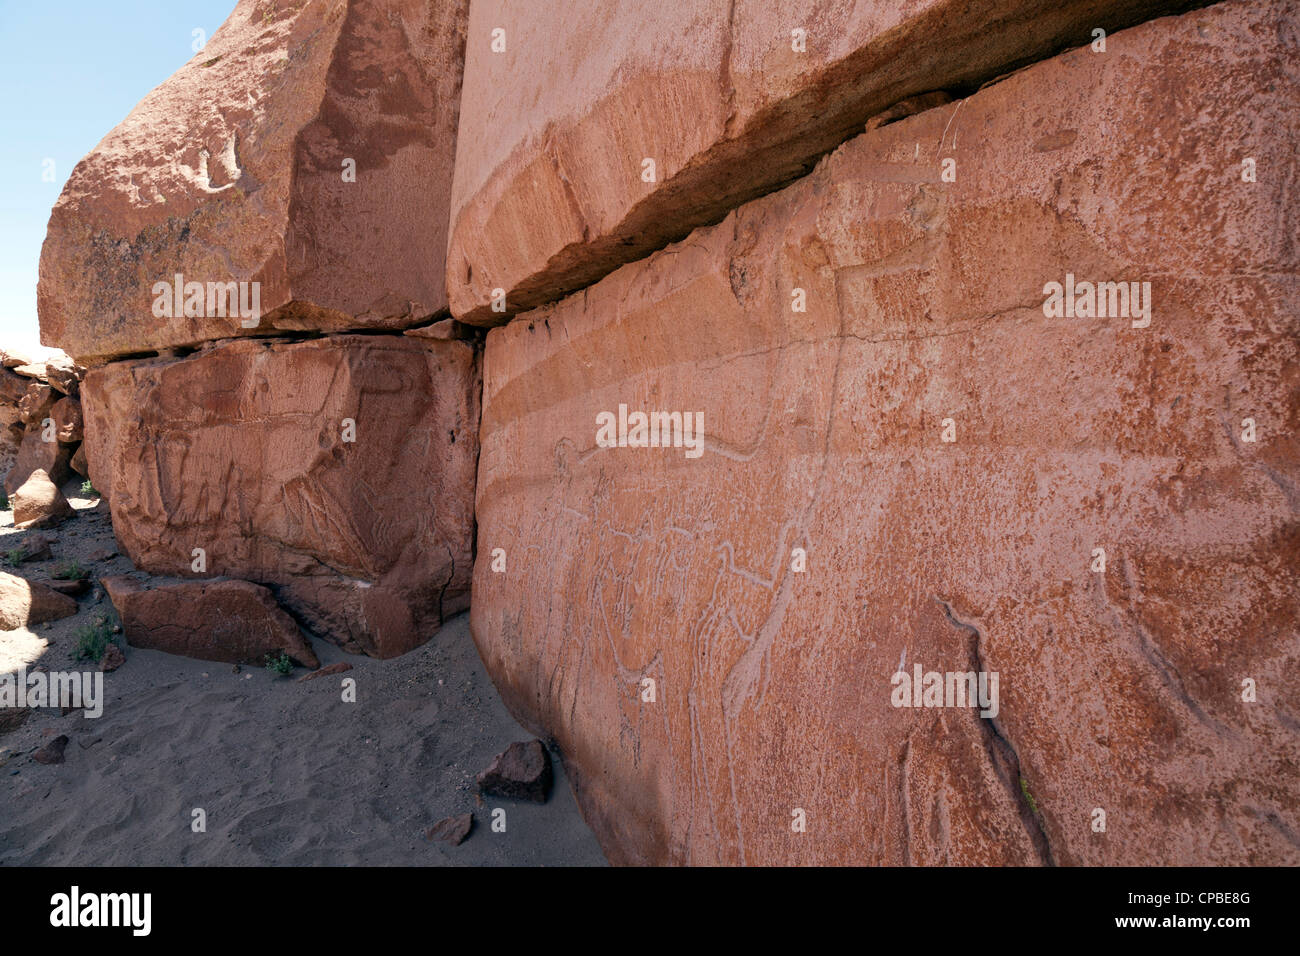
[
  {"x1": 425, "y1": 812, "x2": 474, "y2": 846},
  {"x1": 32, "y1": 735, "x2": 69, "y2": 765},
  {"x1": 477, "y1": 740, "x2": 553, "y2": 803}
]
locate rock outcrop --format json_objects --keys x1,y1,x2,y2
[
  {"x1": 101, "y1": 575, "x2": 319, "y2": 668},
  {"x1": 469, "y1": 0, "x2": 1300, "y2": 864},
  {"x1": 1, "y1": 352, "x2": 86, "y2": 495},
  {"x1": 38, "y1": 0, "x2": 470, "y2": 365},
  {"x1": 82, "y1": 335, "x2": 480, "y2": 659},
  {"x1": 34, "y1": 0, "x2": 1299, "y2": 867},
  {"x1": 445, "y1": 0, "x2": 1207, "y2": 325}
]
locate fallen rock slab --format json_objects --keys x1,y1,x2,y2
[
  {"x1": 101, "y1": 575, "x2": 320, "y2": 669},
  {"x1": 0, "y1": 572, "x2": 79, "y2": 630},
  {"x1": 469, "y1": 0, "x2": 1300, "y2": 865},
  {"x1": 476, "y1": 740, "x2": 552, "y2": 803},
  {"x1": 82, "y1": 335, "x2": 479, "y2": 659}
]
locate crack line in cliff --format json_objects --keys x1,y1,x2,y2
[
  {"x1": 478, "y1": 0, "x2": 1215, "y2": 327},
  {"x1": 933, "y1": 595, "x2": 1055, "y2": 866}
]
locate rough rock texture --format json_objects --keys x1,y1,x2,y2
[
  {"x1": 83, "y1": 335, "x2": 481, "y2": 659},
  {"x1": 102, "y1": 575, "x2": 320, "y2": 669},
  {"x1": 11, "y1": 469, "x2": 76, "y2": 530},
  {"x1": 476, "y1": 740, "x2": 553, "y2": 803},
  {"x1": 1, "y1": 355, "x2": 86, "y2": 494},
  {"x1": 0, "y1": 571, "x2": 79, "y2": 630},
  {"x1": 446, "y1": 0, "x2": 1205, "y2": 325},
  {"x1": 470, "y1": 0, "x2": 1300, "y2": 865},
  {"x1": 38, "y1": 0, "x2": 470, "y2": 364},
  {"x1": 5, "y1": 431, "x2": 74, "y2": 497}
]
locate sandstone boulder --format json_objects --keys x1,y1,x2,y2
[
  {"x1": 83, "y1": 335, "x2": 480, "y2": 659},
  {"x1": 469, "y1": 0, "x2": 1300, "y2": 865},
  {"x1": 0, "y1": 368, "x2": 28, "y2": 404},
  {"x1": 0, "y1": 572, "x2": 79, "y2": 630},
  {"x1": 50, "y1": 396, "x2": 82, "y2": 444},
  {"x1": 446, "y1": 0, "x2": 1205, "y2": 325},
  {"x1": 44, "y1": 358, "x2": 82, "y2": 396},
  {"x1": 4, "y1": 428, "x2": 74, "y2": 496},
  {"x1": 1, "y1": 351, "x2": 32, "y2": 371},
  {"x1": 102, "y1": 575, "x2": 319, "y2": 668},
  {"x1": 38, "y1": 0, "x2": 470, "y2": 365},
  {"x1": 17, "y1": 384, "x2": 54, "y2": 426},
  {"x1": 12, "y1": 469, "x2": 76, "y2": 530}
]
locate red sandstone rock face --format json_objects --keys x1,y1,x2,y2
[
  {"x1": 38, "y1": 0, "x2": 469, "y2": 365},
  {"x1": 83, "y1": 335, "x2": 481, "y2": 659},
  {"x1": 102, "y1": 575, "x2": 320, "y2": 669},
  {"x1": 445, "y1": 0, "x2": 1204, "y2": 325},
  {"x1": 470, "y1": 0, "x2": 1300, "y2": 865}
]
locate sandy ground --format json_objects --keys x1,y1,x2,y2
[{"x1": 0, "y1": 483, "x2": 606, "y2": 866}]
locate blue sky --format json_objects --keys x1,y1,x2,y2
[{"x1": 0, "y1": 0, "x2": 237, "y2": 356}]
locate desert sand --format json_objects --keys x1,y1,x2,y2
[{"x1": 0, "y1": 484, "x2": 606, "y2": 866}]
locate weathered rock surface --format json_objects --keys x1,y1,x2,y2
[
  {"x1": 83, "y1": 335, "x2": 480, "y2": 659},
  {"x1": 102, "y1": 575, "x2": 319, "y2": 668},
  {"x1": 5, "y1": 431, "x2": 73, "y2": 497},
  {"x1": 446, "y1": 0, "x2": 1206, "y2": 325},
  {"x1": 476, "y1": 740, "x2": 552, "y2": 803},
  {"x1": 11, "y1": 469, "x2": 76, "y2": 530},
  {"x1": 0, "y1": 571, "x2": 79, "y2": 630},
  {"x1": 1, "y1": 355, "x2": 87, "y2": 494},
  {"x1": 470, "y1": 0, "x2": 1300, "y2": 865},
  {"x1": 38, "y1": 0, "x2": 470, "y2": 365},
  {"x1": 50, "y1": 396, "x2": 82, "y2": 444}
]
